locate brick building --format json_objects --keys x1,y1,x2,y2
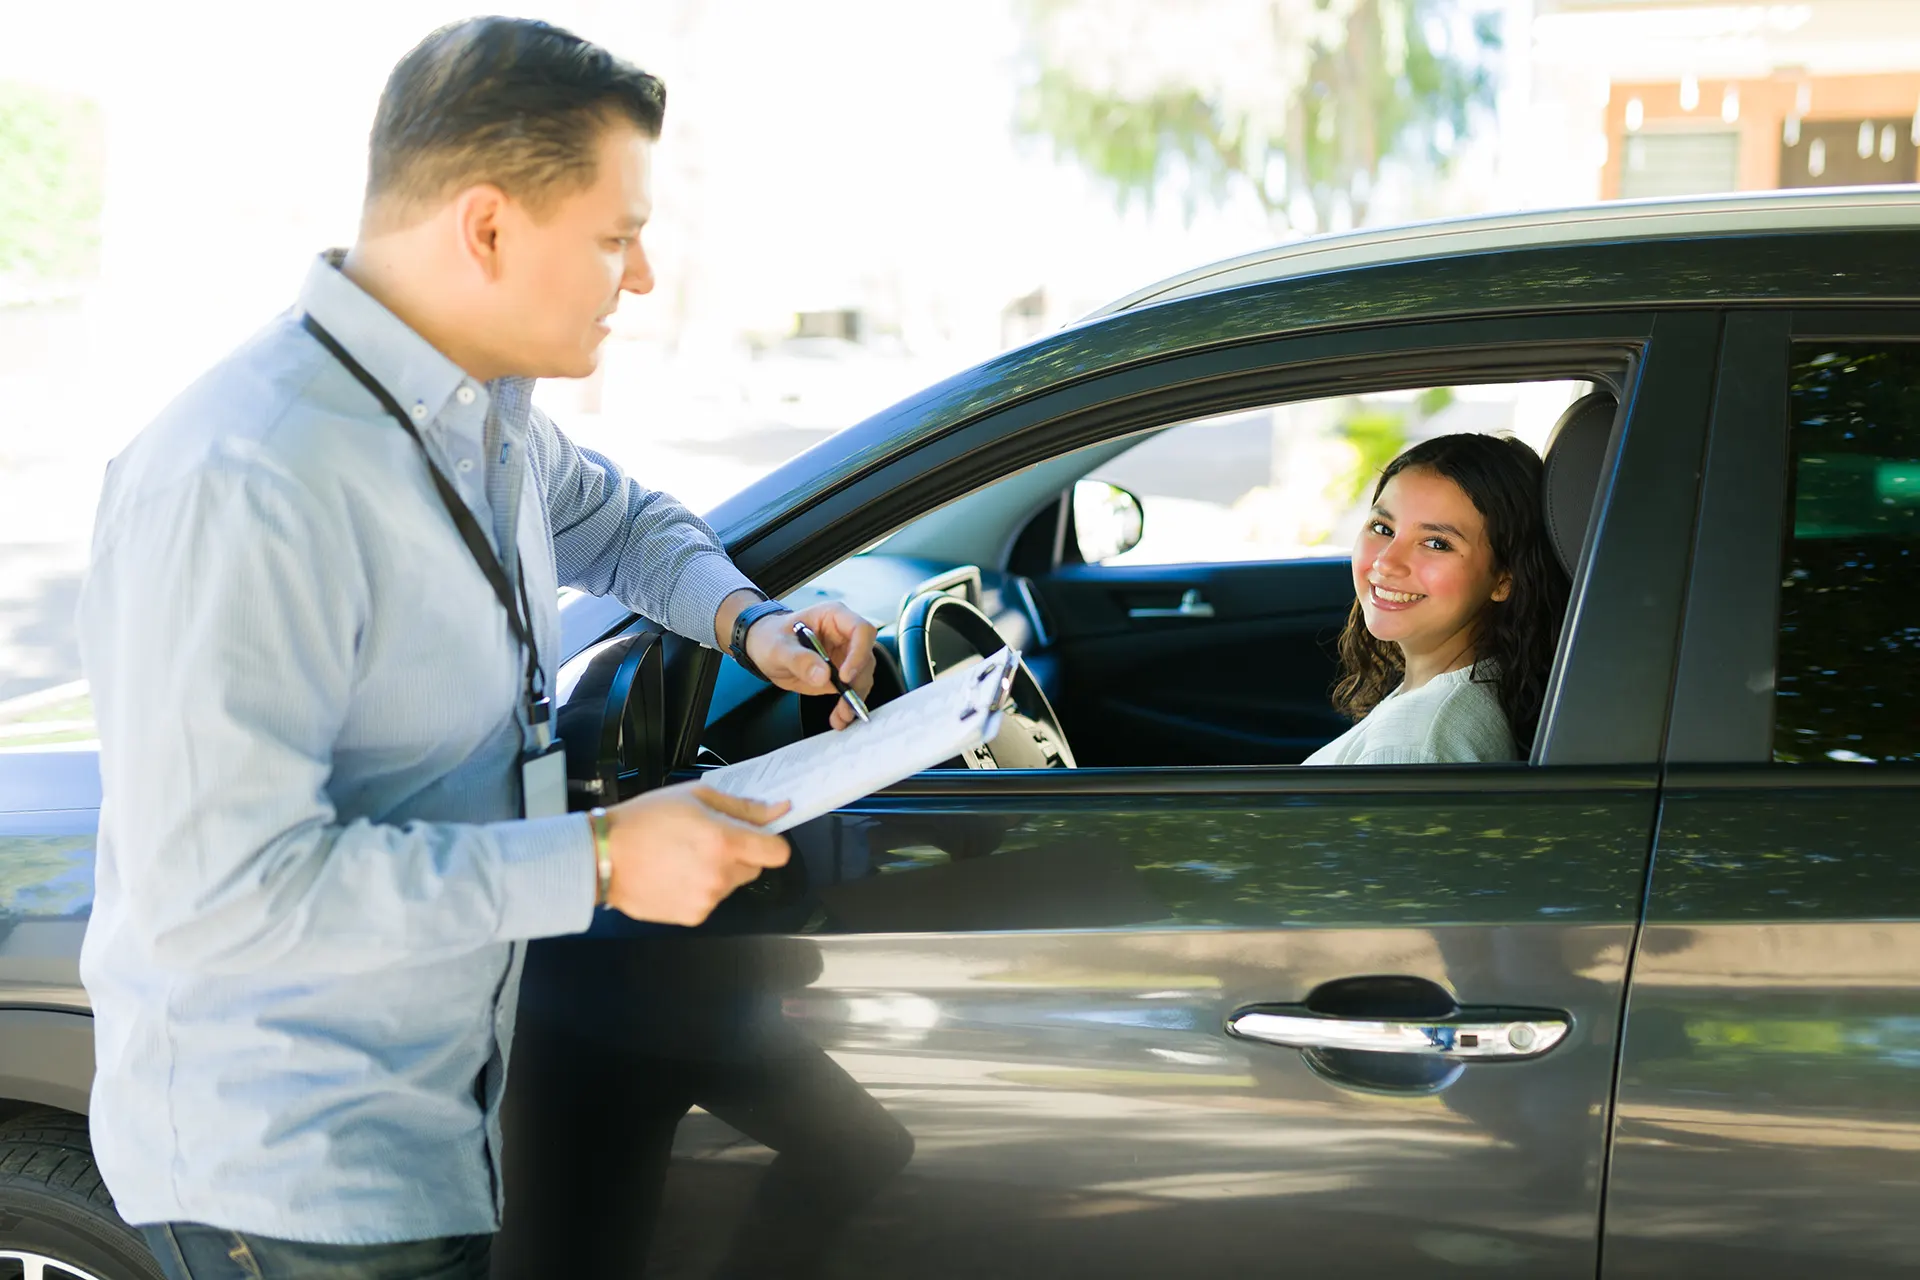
[{"x1": 1527, "y1": 0, "x2": 1920, "y2": 202}]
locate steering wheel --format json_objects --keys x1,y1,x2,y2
[{"x1": 896, "y1": 591, "x2": 1076, "y2": 770}]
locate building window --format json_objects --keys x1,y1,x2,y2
[{"x1": 1619, "y1": 130, "x2": 1740, "y2": 199}]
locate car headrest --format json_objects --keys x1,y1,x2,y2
[{"x1": 1542, "y1": 390, "x2": 1619, "y2": 577}]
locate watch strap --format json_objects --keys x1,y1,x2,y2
[
  {"x1": 729, "y1": 598, "x2": 793, "y2": 682},
  {"x1": 588, "y1": 807, "x2": 613, "y2": 907}
]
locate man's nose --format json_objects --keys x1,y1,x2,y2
[{"x1": 623, "y1": 244, "x2": 655, "y2": 296}]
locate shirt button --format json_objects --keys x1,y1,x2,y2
[
  {"x1": 456, "y1": 386, "x2": 477, "y2": 406},
  {"x1": 456, "y1": 458, "x2": 475, "y2": 474},
  {"x1": 410, "y1": 403, "x2": 428, "y2": 422}
]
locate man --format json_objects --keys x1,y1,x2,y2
[{"x1": 75, "y1": 17, "x2": 876, "y2": 1278}]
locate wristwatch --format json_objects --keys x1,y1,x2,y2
[{"x1": 729, "y1": 597, "x2": 793, "y2": 682}]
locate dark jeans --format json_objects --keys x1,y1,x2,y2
[{"x1": 140, "y1": 1224, "x2": 491, "y2": 1280}]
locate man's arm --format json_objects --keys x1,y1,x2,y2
[
  {"x1": 79, "y1": 464, "x2": 596, "y2": 978},
  {"x1": 533, "y1": 407, "x2": 756, "y2": 645},
  {"x1": 533, "y1": 410, "x2": 878, "y2": 722}
]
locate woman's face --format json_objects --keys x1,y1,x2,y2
[{"x1": 1351, "y1": 466, "x2": 1512, "y2": 664}]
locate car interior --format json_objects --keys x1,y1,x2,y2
[{"x1": 678, "y1": 378, "x2": 1625, "y2": 778}]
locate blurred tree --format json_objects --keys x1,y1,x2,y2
[
  {"x1": 1015, "y1": 0, "x2": 1498, "y2": 234},
  {"x1": 0, "y1": 82, "x2": 104, "y2": 284},
  {"x1": 1332, "y1": 399, "x2": 1406, "y2": 506}
]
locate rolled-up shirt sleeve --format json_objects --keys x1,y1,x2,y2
[
  {"x1": 81, "y1": 460, "x2": 594, "y2": 979},
  {"x1": 532, "y1": 407, "x2": 758, "y2": 645}
]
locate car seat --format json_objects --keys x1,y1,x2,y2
[{"x1": 1541, "y1": 390, "x2": 1620, "y2": 576}]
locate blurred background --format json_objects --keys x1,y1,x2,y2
[{"x1": 3, "y1": 0, "x2": 1918, "y2": 734}]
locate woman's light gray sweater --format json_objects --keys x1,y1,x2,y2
[{"x1": 1304, "y1": 664, "x2": 1519, "y2": 766}]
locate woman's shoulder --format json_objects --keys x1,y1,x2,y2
[
  {"x1": 1360, "y1": 667, "x2": 1519, "y2": 764},
  {"x1": 1417, "y1": 668, "x2": 1520, "y2": 762}
]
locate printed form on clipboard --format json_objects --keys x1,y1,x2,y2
[{"x1": 702, "y1": 646, "x2": 1020, "y2": 834}]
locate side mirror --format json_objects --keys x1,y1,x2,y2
[
  {"x1": 1072, "y1": 479, "x2": 1145, "y2": 564},
  {"x1": 554, "y1": 625, "x2": 666, "y2": 806}
]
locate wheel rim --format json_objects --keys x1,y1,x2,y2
[{"x1": 0, "y1": 1250, "x2": 111, "y2": 1280}]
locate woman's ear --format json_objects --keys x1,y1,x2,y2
[{"x1": 1492, "y1": 571, "x2": 1513, "y2": 603}]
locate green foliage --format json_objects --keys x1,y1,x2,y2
[
  {"x1": 1329, "y1": 385, "x2": 1473, "y2": 512},
  {"x1": 1334, "y1": 402, "x2": 1407, "y2": 506},
  {"x1": 1020, "y1": 69, "x2": 1250, "y2": 222},
  {"x1": 0, "y1": 81, "x2": 105, "y2": 283},
  {"x1": 1017, "y1": 0, "x2": 1498, "y2": 232}
]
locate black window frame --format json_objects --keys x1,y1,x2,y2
[{"x1": 1668, "y1": 307, "x2": 1920, "y2": 767}]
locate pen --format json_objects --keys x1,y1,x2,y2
[{"x1": 790, "y1": 619, "x2": 872, "y2": 723}]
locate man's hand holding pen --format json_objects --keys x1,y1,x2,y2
[{"x1": 740, "y1": 600, "x2": 879, "y2": 730}]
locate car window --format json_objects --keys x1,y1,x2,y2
[
  {"x1": 1080, "y1": 380, "x2": 1592, "y2": 566},
  {"x1": 1775, "y1": 344, "x2": 1920, "y2": 765}
]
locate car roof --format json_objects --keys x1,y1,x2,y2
[{"x1": 1084, "y1": 186, "x2": 1920, "y2": 320}]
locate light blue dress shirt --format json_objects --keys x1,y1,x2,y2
[{"x1": 75, "y1": 253, "x2": 757, "y2": 1243}]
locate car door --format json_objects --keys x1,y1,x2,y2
[
  {"x1": 1603, "y1": 311, "x2": 1920, "y2": 1278},
  {"x1": 1037, "y1": 548, "x2": 1355, "y2": 766},
  {"x1": 501, "y1": 311, "x2": 1721, "y2": 1278},
  {"x1": 0, "y1": 689, "x2": 101, "y2": 1095}
]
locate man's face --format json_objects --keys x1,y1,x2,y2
[{"x1": 491, "y1": 123, "x2": 655, "y2": 380}]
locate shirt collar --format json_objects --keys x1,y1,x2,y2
[{"x1": 298, "y1": 250, "x2": 491, "y2": 444}]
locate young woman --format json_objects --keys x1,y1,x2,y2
[{"x1": 1305, "y1": 432, "x2": 1570, "y2": 766}]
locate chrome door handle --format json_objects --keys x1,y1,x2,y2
[
  {"x1": 1128, "y1": 588, "x2": 1216, "y2": 619},
  {"x1": 1226, "y1": 1009, "x2": 1570, "y2": 1060}
]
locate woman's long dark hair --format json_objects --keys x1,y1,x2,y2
[{"x1": 1331, "y1": 432, "x2": 1570, "y2": 753}]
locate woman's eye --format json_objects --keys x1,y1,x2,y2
[
  {"x1": 1423, "y1": 537, "x2": 1452, "y2": 551},
  {"x1": 1369, "y1": 520, "x2": 1392, "y2": 536}
]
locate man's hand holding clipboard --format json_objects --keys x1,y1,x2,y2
[
  {"x1": 702, "y1": 647, "x2": 1021, "y2": 834},
  {"x1": 591, "y1": 598, "x2": 882, "y2": 925}
]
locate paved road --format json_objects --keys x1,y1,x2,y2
[
  {"x1": 0, "y1": 541, "x2": 88, "y2": 706},
  {"x1": 0, "y1": 437, "x2": 96, "y2": 706}
]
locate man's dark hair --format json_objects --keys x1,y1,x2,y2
[{"x1": 366, "y1": 17, "x2": 665, "y2": 221}]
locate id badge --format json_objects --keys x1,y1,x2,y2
[{"x1": 521, "y1": 740, "x2": 569, "y2": 819}]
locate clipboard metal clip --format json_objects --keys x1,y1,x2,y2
[
  {"x1": 994, "y1": 653, "x2": 1020, "y2": 712},
  {"x1": 964, "y1": 651, "x2": 1019, "y2": 717}
]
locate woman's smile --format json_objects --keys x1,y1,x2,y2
[{"x1": 1367, "y1": 582, "x2": 1426, "y2": 609}]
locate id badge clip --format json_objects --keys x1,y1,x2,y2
[{"x1": 520, "y1": 695, "x2": 568, "y2": 820}]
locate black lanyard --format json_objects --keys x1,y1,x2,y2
[{"x1": 301, "y1": 314, "x2": 548, "y2": 729}]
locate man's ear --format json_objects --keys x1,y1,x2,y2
[{"x1": 452, "y1": 185, "x2": 510, "y2": 278}]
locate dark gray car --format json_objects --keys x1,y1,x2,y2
[{"x1": 3, "y1": 189, "x2": 1917, "y2": 1280}]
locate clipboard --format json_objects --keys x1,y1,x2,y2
[{"x1": 700, "y1": 647, "x2": 1020, "y2": 833}]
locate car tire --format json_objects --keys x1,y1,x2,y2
[{"x1": 0, "y1": 1108, "x2": 163, "y2": 1280}]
